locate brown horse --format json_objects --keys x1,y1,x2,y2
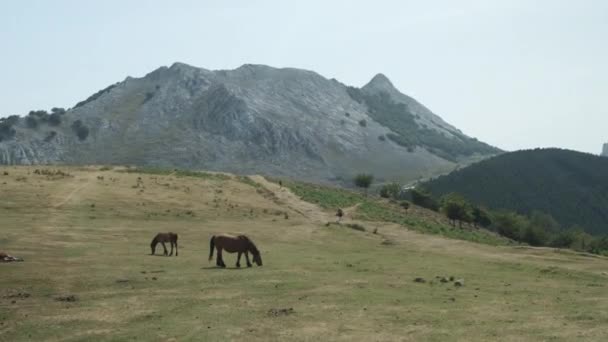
[
  {"x1": 0, "y1": 251, "x2": 24, "y2": 262},
  {"x1": 208, "y1": 234, "x2": 262, "y2": 268},
  {"x1": 150, "y1": 232, "x2": 178, "y2": 256}
]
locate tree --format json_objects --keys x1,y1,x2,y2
[
  {"x1": 25, "y1": 116, "x2": 38, "y2": 129},
  {"x1": 472, "y1": 206, "x2": 492, "y2": 228},
  {"x1": 550, "y1": 230, "x2": 576, "y2": 248},
  {"x1": 491, "y1": 211, "x2": 528, "y2": 241},
  {"x1": 441, "y1": 193, "x2": 472, "y2": 228},
  {"x1": 354, "y1": 174, "x2": 373, "y2": 195},
  {"x1": 48, "y1": 113, "x2": 62, "y2": 126},
  {"x1": 71, "y1": 120, "x2": 89, "y2": 141},
  {"x1": 410, "y1": 188, "x2": 439, "y2": 211},
  {"x1": 379, "y1": 182, "x2": 401, "y2": 199},
  {"x1": 51, "y1": 107, "x2": 66, "y2": 115}
]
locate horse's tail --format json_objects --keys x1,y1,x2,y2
[{"x1": 208, "y1": 236, "x2": 215, "y2": 262}]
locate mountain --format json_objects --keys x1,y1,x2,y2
[
  {"x1": 423, "y1": 148, "x2": 608, "y2": 235},
  {"x1": 0, "y1": 62, "x2": 500, "y2": 184},
  {"x1": 602, "y1": 143, "x2": 608, "y2": 157}
]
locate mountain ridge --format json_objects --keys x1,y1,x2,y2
[
  {"x1": 0, "y1": 62, "x2": 500, "y2": 184},
  {"x1": 423, "y1": 148, "x2": 608, "y2": 235}
]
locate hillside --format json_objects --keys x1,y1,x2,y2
[
  {"x1": 0, "y1": 62, "x2": 499, "y2": 185},
  {"x1": 1, "y1": 165, "x2": 608, "y2": 341},
  {"x1": 424, "y1": 148, "x2": 608, "y2": 235}
]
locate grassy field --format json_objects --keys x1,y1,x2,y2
[{"x1": 1, "y1": 166, "x2": 608, "y2": 341}]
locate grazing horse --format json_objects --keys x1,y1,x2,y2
[
  {"x1": 0, "y1": 251, "x2": 23, "y2": 262},
  {"x1": 208, "y1": 234, "x2": 262, "y2": 268},
  {"x1": 150, "y1": 232, "x2": 178, "y2": 256}
]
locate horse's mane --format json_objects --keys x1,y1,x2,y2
[{"x1": 243, "y1": 235, "x2": 260, "y2": 255}]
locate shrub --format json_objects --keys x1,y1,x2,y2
[
  {"x1": 25, "y1": 116, "x2": 38, "y2": 129},
  {"x1": 410, "y1": 188, "x2": 439, "y2": 211},
  {"x1": 71, "y1": 120, "x2": 89, "y2": 141},
  {"x1": 358, "y1": 119, "x2": 367, "y2": 127},
  {"x1": 550, "y1": 230, "x2": 576, "y2": 248},
  {"x1": 354, "y1": 174, "x2": 373, "y2": 194},
  {"x1": 51, "y1": 107, "x2": 66, "y2": 115},
  {"x1": 379, "y1": 182, "x2": 401, "y2": 199},
  {"x1": 48, "y1": 113, "x2": 62, "y2": 126},
  {"x1": 378, "y1": 135, "x2": 386, "y2": 141},
  {"x1": 0, "y1": 115, "x2": 19, "y2": 141}
]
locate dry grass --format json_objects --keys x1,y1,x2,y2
[{"x1": 0, "y1": 166, "x2": 608, "y2": 341}]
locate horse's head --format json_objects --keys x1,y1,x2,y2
[
  {"x1": 246, "y1": 238, "x2": 263, "y2": 266},
  {"x1": 252, "y1": 251, "x2": 263, "y2": 266}
]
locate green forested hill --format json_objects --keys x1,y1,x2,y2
[{"x1": 424, "y1": 148, "x2": 608, "y2": 235}]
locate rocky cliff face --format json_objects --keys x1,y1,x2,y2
[{"x1": 0, "y1": 62, "x2": 500, "y2": 184}]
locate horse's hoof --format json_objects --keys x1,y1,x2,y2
[
  {"x1": 247, "y1": 264, "x2": 252, "y2": 268},
  {"x1": 236, "y1": 264, "x2": 241, "y2": 268}
]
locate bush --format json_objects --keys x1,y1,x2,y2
[
  {"x1": 71, "y1": 120, "x2": 89, "y2": 141},
  {"x1": 25, "y1": 116, "x2": 38, "y2": 129},
  {"x1": 378, "y1": 135, "x2": 386, "y2": 141},
  {"x1": 550, "y1": 230, "x2": 576, "y2": 248},
  {"x1": 0, "y1": 115, "x2": 19, "y2": 141},
  {"x1": 379, "y1": 182, "x2": 401, "y2": 199},
  {"x1": 354, "y1": 174, "x2": 373, "y2": 194},
  {"x1": 410, "y1": 188, "x2": 439, "y2": 211},
  {"x1": 48, "y1": 113, "x2": 62, "y2": 126},
  {"x1": 358, "y1": 119, "x2": 367, "y2": 127}
]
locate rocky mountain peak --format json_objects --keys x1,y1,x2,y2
[
  {"x1": 363, "y1": 73, "x2": 396, "y2": 92},
  {"x1": 0, "y1": 62, "x2": 499, "y2": 184}
]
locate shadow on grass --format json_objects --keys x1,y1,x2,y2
[{"x1": 201, "y1": 266, "x2": 250, "y2": 271}]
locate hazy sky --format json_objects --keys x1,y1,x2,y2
[{"x1": 2, "y1": 0, "x2": 607, "y2": 154}]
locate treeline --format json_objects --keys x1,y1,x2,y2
[
  {"x1": 372, "y1": 179, "x2": 608, "y2": 255},
  {"x1": 1, "y1": 107, "x2": 90, "y2": 142},
  {"x1": 406, "y1": 187, "x2": 608, "y2": 256},
  {"x1": 424, "y1": 148, "x2": 608, "y2": 235}
]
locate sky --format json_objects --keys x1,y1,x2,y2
[{"x1": 1, "y1": 0, "x2": 607, "y2": 154}]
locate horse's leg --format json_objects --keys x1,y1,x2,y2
[
  {"x1": 236, "y1": 252, "x2": 242, "y2": 268},
  {"x1": 245, "y1": 251, "x2": 252, "y2": 268},
  {"x1": 162, "y1": 242, "x2": 168, "y2": 256},
  {"x1": 175, "y1": 240, "x2": 178, "y2": 256},
  {"x1": 217, "y1": 248, "x2": 226, "y2": 268},
  {"x1": 169, "y1": 241, "x2": 174, "y2": 256}
]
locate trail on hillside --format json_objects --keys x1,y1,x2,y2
[{"x1": 248, "y1": 176, "x2": 332, "y2": 224}]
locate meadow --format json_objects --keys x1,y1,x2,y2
[{"x1": 1, "y1": 166, "x2": 607, "y2": 341}]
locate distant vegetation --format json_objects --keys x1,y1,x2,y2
[
  {"x1": 0, "y1": 115, "x2": 19, "y2": 141},
  {"x1": 353, "y1": 173, "x2": 373, "y2": 194},
  {"x1": 74, "y1": 83, "x2": 117, "y2": 108},
  {"x1": 424, "y1": 148, "x2": 608, "y2": 236},
  {"x1": 346, "y1": 87, "x2": 500, "y2": 161},
  {"x1": 283, "y1": 179, "x2": 511, "y2": 246},
  {"x1": 71, "y1": 120, "x2": 90, "y2": 141}
]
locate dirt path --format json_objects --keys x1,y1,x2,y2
[{"x1": 249, "y1": 175, "x2": 332, "y2": 224}]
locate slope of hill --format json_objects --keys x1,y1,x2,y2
[
  {"x1": 423, "y1": 148, "x2": 608, "y2": 235},
  {"x1": 1, "y1": 165, "x2": 608, "y2": 341},
  {"x1": 0, "y1": 62, "x2": 499, "y2": 184}
]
